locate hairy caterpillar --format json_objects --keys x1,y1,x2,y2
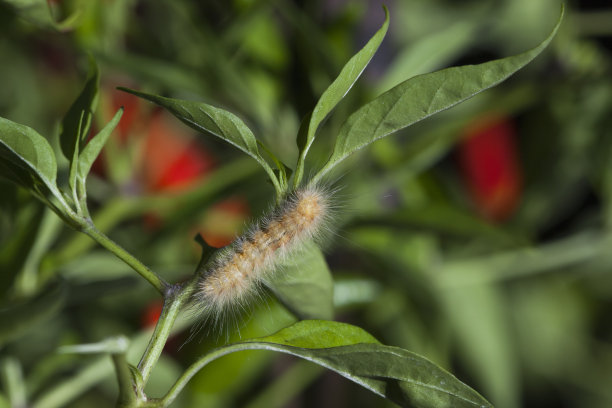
[{"x1": 195, "y1": 185, "x2": 332, "y2": 327}]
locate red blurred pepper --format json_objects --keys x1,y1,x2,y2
[
  {"x1": 140, "y1": 300, "x2": 182, "y2": 355},
  {"x1": 196, "y1": 197, "x2": 250, "y2": 248},
  {"x1": 458, "y1": 115, "x2": 522, "y2": 221},
  {"x1": 141, "y1": 300, "x2": 163, "y2": 328},
  {"x1": 94, "y1": 87, "x2": 215, "y2": 192},
  {"x1": 141, "y1": 111, "x2": 215, "y2": 193},
  {"x1": 138, "y1": 110, "x2": 217, "y2": 229}
]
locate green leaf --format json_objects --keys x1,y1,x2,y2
[
  {"x1": 252, "y1": 322, "x2": 492, "y2": 407},
  {"x1": 250, "y1": 320, "x2": 377, "y2": 347},
  {"x1": 0, "y1": 281, "x2": 67, "y2": 346},
  {"x1": 293, "y1": 6, "x2": 389, "y2": 187},
  {"x1": 169, "y1": 321, "x2": 492, "y2": 407},
  {"x1": 0, "y1": 117, "x2": 58, "y2": 197},
  {"x1": 268, "y1": 243, "x2": 334, "y2": 320},
  {"x1": 77, "y1": 108, "x2": 123, "y2": 183},
  {"x1": 60, "y1": 56, "x2": 99, "y2": 163},
  {"x1": 438, "y1": 285, "x2": 519, "y2": 408},
  {"x1": 313, "y1": 6, "x2": 563, "y2": 183},
  {"x1": 117, "y1": 87, "x2": 282, "y2": 196}
]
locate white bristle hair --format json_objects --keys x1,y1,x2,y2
[{"x1": 194, "y1": 184, "x2": 334, "y2": 329}]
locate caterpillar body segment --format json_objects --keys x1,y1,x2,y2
[{"x1": 196, "y1": 186, "x2": 332, "y2": 326}]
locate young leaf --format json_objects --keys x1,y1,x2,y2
[
  {"x1": 166, "y1": 321, "x2": 492, "y2": 408},
  {"x1": 0, "y1": 117, "x2": 58, "y2": 198},
  {"x1": 60, "y1": 56, "x2": 99, "y2": 162},
  {"x1": 67, "y1": 111, "x2": 85, "y2": 197},
  {"x1": 77, "y1": 108, "x2": 123, "y2": 183},
  {"x1": 267, "y1": 244, "x2": 334, "y2": 320},
  {"x1": 312, "y1": 7, "x2": 563, "y2": 183},
  {"x1": 117, "y1": 87, "x2": 282, "y2": 196},
  {"x1": 293, "y1": 6, "x2": 389, "y2": 187}
]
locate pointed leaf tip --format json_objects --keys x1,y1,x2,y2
[
  {"x1": 293, "y1": 5, "x2": 389, "y2": 187},
  {"x1": 0, "y1": 117, "x2": 58, "y2": 197},
  {"x1": 118, "y1": 87, "x2": 284, "y2": 197},
  {"x1": 60, "y1": 57, "x2": 100, "y2": 162},
  {"x1": 313, "y1": 6, "x2": 563, "y2": 183}
]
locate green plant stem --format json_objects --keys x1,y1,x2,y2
[
  {"x1": 112, "y1": 352, "x2": 137, "y2": 407},
  {"x1": 29, "y1": 317, "x2": 196, "y2": 408},
  {"x1": 82, "y1": 223, "x2": 167, "y2": 294},
  {"x1": 137, "y1": 281, "x2": 195, "y2": 387},
  {"x1": 155, "y1": 342, "x2": 293, "y2": 407},
  {"x1": 157, "y1": 346, "x2": 238, "y2": 407},
  {"x1": 261, "y1": 161, "x2": 284, "y2": 201},
  {"x1": 44, "y1": 197, "x2": 140, "y2": 271},
  {"x1": 42, "y1": 157, "x2": 259, "y2": 275}
]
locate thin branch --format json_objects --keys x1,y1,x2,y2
[
  {"x1": 83, "y1": 224, "x2": 168, "y2": 294},
  {"x1": 137, "y1": 281, "x2": 195, "y2": 384}
]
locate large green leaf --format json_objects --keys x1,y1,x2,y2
[
  {"x1": 0, "y1": 281, "x2": 67, "y2": 346},
  {"x1": 267, "y1": 243, "x2": 334, "y2": 320},
  {"x1": 313, "y1": 7, "x2": 563, "y2": 183},
  {"x1": 60, "y1": 56, "x2": 99, "y2": 163},
  {"x1": 293, "y1": 6, "x2": 389, "y2": 187},
  {"x1": 117, "y1": 88, "x2": 282, "y2": 196},
  {"x1": 0, "y1": 117, "x2": 58, "y2": 197},
  {"x1": 165, "y1": 321, "x2": 492, "y2": 407}
]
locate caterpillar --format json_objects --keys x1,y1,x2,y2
[{"x1": 195, "y1": 184, "x2": 332, "y2": 327}]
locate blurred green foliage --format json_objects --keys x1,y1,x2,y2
[{"x1": 0, "y1": 0, "x2": 611, "y2": 407}]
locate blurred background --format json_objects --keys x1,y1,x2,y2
[{"x1": 1, "y1": 0, "x2": 612, "y2": 407}]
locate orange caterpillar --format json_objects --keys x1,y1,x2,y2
[{"x1": 196, "y1": 185, "x2": 331, "y2": 324}]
